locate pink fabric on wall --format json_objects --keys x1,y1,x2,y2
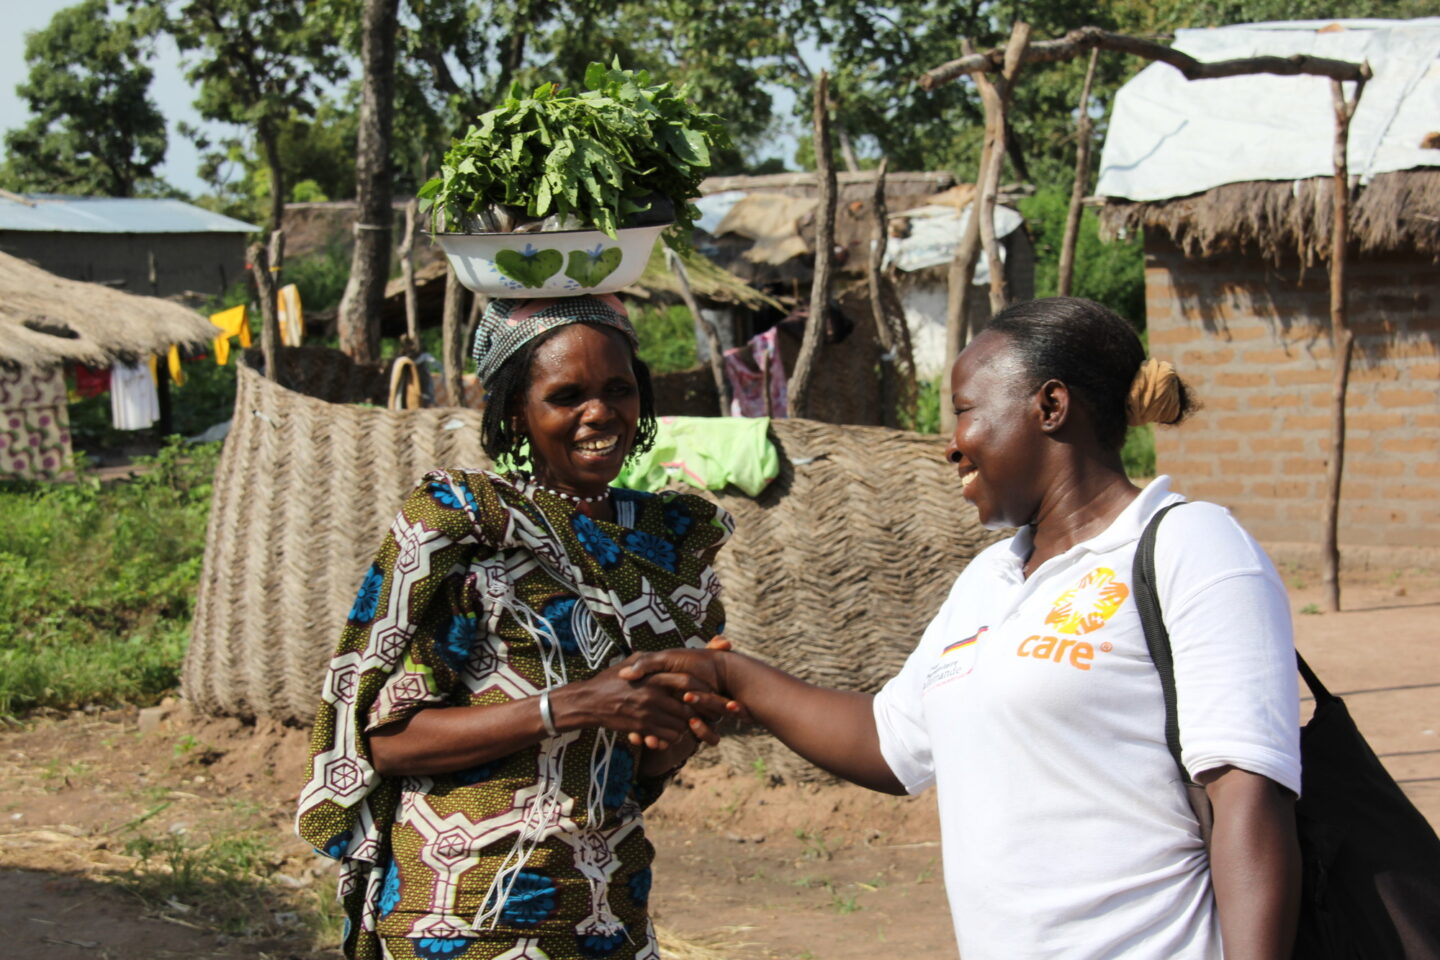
[{"x1": 723, "y1": 327, "x2": 788, "y2": 418}]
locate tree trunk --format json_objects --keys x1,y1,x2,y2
[
  {"x1": 789, "y1": 70, "x2": 837, "y2": 420},
  {"x1": 1058, "y1": 48, "x2": 1099, "y2": 298},
  {"x1": 336, "y1": 0, "x2": 400, "y2": 365},
  {"x1": 1322, "y1": 74, "x2": 1367, "y2": 613},
  {"x1": 399, "y1": 198, "x2": 419, "y2": 345},
  {"x1": 258, "y1": 119, "x2": 285, "y2": 234},
  {"x1": 249, "y1": 241, "x2": 280, "y2": 382}
]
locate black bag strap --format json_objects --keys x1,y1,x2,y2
[
  {"x1": 1134, "y1": 501, "x2": 1333, "y2": 783},
  {"x1": 1132, "y1": 501, "x2": 1194, "y2": 784}
]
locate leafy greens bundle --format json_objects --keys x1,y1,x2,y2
[{"x1": 419, "y1": 61, "x2": 730, "y2": 247}]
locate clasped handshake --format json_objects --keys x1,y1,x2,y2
[{"x1": 605, "y1": 636, "x2": 744, "y2": 751}]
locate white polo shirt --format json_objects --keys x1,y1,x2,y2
[{"x1": 873, "y1": 476, "x2": 1300, "y2": 960}]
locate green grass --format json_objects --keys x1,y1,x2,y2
[
  {"x1": 632, "y1": 303, "x2": 698, "y2": 375},
  {"x1": 0, "y1": 440, "x2": 219, "y2": 718}
]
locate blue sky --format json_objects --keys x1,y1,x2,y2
[{"x1": 2, "y1": 0, "x2": 233, "y2": 196}]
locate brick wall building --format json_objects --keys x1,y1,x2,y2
[{"x1": 1143, "y1": 235, "x2": 1439, "y2": 562}]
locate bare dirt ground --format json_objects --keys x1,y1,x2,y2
[{"x1": 2, "y1": 567, "x2": 1437, "y2": 960}]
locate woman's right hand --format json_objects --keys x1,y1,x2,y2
[{"x1": 549, "y1": 662, "x2": 723, "y2": 749}]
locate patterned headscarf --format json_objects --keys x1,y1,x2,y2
[{"x1": 472, "y1": 295, "x2": 638, "y2": 385}]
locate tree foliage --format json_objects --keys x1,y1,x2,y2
[
  {"x1": 1, "y1": 0, "x2": 168, "y2": 197},
  {"x1": 159, "y1": 0, "x2": 345, "y2": 228}
]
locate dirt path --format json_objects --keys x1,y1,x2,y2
[{"x1": 2, "y1": 571, "x2": 1436, "y2": 960}]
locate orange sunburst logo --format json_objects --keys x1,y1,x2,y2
[{"x1": 1044, "y1": 567, "x2": 1130, "y2": 636}]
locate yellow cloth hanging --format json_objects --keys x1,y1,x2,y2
[
  {"x1": 277, "y1": 283, "x2": 304, "y2": 346},
  {"x1": 147, "y1": 354, "x2": 159, "y2": 386},
  {"x1": 210, "y1": 305, "x2": 251, "y2": 366},
  {"x1": 168, "y1": 344, "x2": 186, "y2": 386}
]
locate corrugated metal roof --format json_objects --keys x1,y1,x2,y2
[{"x1": 0, "y1": 195, "x2": 260, "y2": 234}]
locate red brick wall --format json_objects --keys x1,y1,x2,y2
[{"x1": 1145, "y1": 236, "x2": 1439, "y2": 557}]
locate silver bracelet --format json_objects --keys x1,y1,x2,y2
[{"x1": 538, "y1": 690, "x2": 559, "y2": 738}]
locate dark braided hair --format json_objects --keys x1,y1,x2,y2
[
  {"x1": 479, "y1": 323, "x2": 658, "y2": 466},
  {"x1": 987, "y1": 297, "x2": 1193, "y2": 450}
]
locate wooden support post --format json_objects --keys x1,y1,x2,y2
[
  {"x1": 268, "y1": 229, "x2": 285, "y2": 288},
  {"x1": 976, "y1": 23, "x2": 1031, "y2": 314},
  {"x1": 867, "y1": 158, "x2": 898, "y2": 427},
  {"x1": 441, "y1": 263, "x2": 465, "y2": 407},
  {"x1": 249, "y1": 241, "x2": 280, "y2": 382},
  {"x1": 666, "y1": 247, "x2": 730, "y2": 416},
  {"x1": 864, "y1": 158, "x2": 916, "y2": 428},
  {"x1": 941, "y1": 41, "x2": 990, "y2": 437},
  {"x1": 788, "y1": 70, "x2": 837, "y2": 420},
  {"x1": 1322, "y1": 71, "x2": 1368, "y2": 613},
  {"x1": 1058, "y1": 48, "x2": 1099, "y2": 298},
  {"x1": 399, "y1": 198, "x2": 420, "y2": 344}
]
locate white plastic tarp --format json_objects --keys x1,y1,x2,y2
[
  {"x1": 883, "y1": 203, "x2": 1024, "y2": 285},
  {"x1": 1096, "y1": 19, "x2": 1440, "y2": 203}
]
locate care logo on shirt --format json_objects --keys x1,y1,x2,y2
[
  {"x1": 1044, "y1": 567, "x2": 1130, "y2": 635},
  {"x1": 1016, "y1": 567, "x2": 1130, "y2": 672}
]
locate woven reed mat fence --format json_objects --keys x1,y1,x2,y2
[{"x1": 185, "y1": 355, "x2": 1001, "y2": 780}]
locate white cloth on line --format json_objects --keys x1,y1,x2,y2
[
  {"x1": 1097, "y1": 18, "x2": 1440, "y2": 202},
  {"x1": 873, "y1": 476, "x2": 1300, "y2": 960},
  {"x1": 110, "y1": 361, "x2": 159, "y2": 431}
]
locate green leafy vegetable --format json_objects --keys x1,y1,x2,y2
[{"x1": 419, "y1": 61, "x2": 730, "y2": 248}]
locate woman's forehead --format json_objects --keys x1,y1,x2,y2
[{"x1": 530, "y1": 324, "x2": 633, "y2": 377}]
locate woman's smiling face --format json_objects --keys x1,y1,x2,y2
[
  {"x1": 518, "y1": 323, "x2": 639, "y2": 497},
  {"x1": 943, "y1": 331, "x2": 1048, "y2": 529}
]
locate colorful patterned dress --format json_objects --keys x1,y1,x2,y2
[{"x1": 297, "y1": 470, "x2": 731, "y2": 960}]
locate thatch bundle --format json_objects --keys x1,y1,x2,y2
[
  {"x1": 185, "y1": 353, "x2": 999, "y2": 778},
  {"x1": 0, "y1": 251, "x2": 218, "y2": 369},
  {"x1": 1099, "y1": 169, "x2": 1440, "y2": 265}
]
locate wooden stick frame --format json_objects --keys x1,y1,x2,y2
[
  {"x1": 788, "y1": 70, "x2": 838, "y2": 420},
  {"x1": 924, "y1": 23, "x2": 1372, "y2": 609}
]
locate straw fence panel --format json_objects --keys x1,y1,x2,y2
[{"x1": 185, "y1": 358, "x2": 1001, "y2": 777}]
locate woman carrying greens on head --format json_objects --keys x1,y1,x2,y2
[
  {"x1": 298, "y1": 295, "x2": 735, "y2": 960},
  {"x1": 623, "y1": 297, "x2": 1303, "y2": 960}
]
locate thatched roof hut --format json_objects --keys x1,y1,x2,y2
[
  {"x1": 1093, "y1": 18, "x2": 1440, "y2": 565},
  {"x1": 0, "y1": 251, "x2": 218, "y2": 370},
  {"x1": 1099, "y1": 169, "x2": 1440, "y2": 265}
]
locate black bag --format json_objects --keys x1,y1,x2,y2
[{"x1": 1133, "y1": 502, "x2": 1440, "y2": 959}]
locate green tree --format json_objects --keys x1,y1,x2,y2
[
  {"x1": 161, "y1": 0, "x2": 345, "y2": 230},
  {"x1": 1, "y1": 0, "x2": 168, "y2": 197}
]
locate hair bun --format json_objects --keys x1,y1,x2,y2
[{"x1": 1126, "y1": 357, "x2": 1183, "y2": 426}]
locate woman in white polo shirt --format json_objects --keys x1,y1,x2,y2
[{"x1": 620, "y1": 297, "x2": 1302, "y2": 960}]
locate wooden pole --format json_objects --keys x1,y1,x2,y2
[
  {"x1": 864, "y1": 158, "x2": 917, "y2": 428},
  {"x1": 940, "y1": 40, "x2": 990, "y2": 437},
  {"x1": 399, "y1": 198, "x2": 420, "y2": 344},
  {"x1": 268, "y1": 228, "x2": 285, "y2": 288},
  {"x1": 1322, "y1": 71, "x2": 1368, "y2": 613},
  {"x1": 667, "y1": 247, "x2": 731, "y2": 415},
  {"x1": 976, "y1": 23, "x2": 1031, "y2": 315},
  {"x1": 867, "y1": 157, "x2": 898, "y2": 427},
  {"x1": 249, "y1": 241, "x2": 280, "y2": 382},
  {"x1": 441, "y1": 263, "x2": 465, "y2": 407},
  {"x1": 788, "y1": 70, "x2": 837, "y2": 420},
  {"x1": 1058, "y1": 48, "x2": 1099, "y2": 298}
]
